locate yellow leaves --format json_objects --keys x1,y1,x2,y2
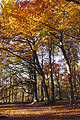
[
  {"x1": 49, "y1": 0, "x2": 52, "y2": 2},
  {"x1": 7, "y1": 56, "x2": 19, "y2": 63},
  {"x1": 0, "y1": 0, "x2": 80, "y2": 50},
  {"x1": 3, "y1": 0, "x2": 16, "y2": 3},
  {"x1": 0, "y1": 44, "x2": 4, "y2": 49},
  {"x1": 76, "y1": 66, "x2": 80, "y2": 72}
]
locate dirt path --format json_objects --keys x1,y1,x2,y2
[{"x1": 0, "y1": 100, "x2": 80, "y2": 120}]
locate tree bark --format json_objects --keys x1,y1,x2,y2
[
  {"x1": 33, "y1": 49, "x2": 50, "y2": 102},
  {"x1": 14, "y1": 86, "x2": 17, "y2": 103},
  {"x1": 60, "y1": 32, "x2": 74, "y2": 104},
  {"x1": 22, "y1": 89, "x2": 24, "y2": 102},
  {"x1": 33, "y1": 42, "x2": 38, "y2": 102},
  {"x1": 41, "y1": 50, "x2": 44, "y2": 101},
  {"x1": 12, "y1": 86, "x2": 14, "y2": 103},
  {"x1": 6, "y1": 81, "x2": 8, "y2": 103},
  {"x1": 55, "y1": 73, "x2": 62, "y2": 100},
  {"x1": 49, "y1": 47, "x2": 55, "y2": 102},
  {"x1": 9, "y1": 77, "x2": 12, "y2": 103}
]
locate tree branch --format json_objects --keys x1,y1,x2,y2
[{"x1": 66, "y1": 0, "x2": 80, "y2": 5}]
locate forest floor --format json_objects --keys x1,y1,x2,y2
[{"x1": 0, "y1": 100, "x2": 80, "y2": 120}]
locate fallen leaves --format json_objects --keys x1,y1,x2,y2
[{"x1": 0, "y1": 100, "x2": 80, "y2": 120}]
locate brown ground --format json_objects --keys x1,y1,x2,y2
[{"x1": 0, "y1": 100, "x2": 80, "y2": 120}]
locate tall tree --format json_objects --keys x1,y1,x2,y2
[{"x1": 0, "y1": 0, "x2": 80, "y2": 104}]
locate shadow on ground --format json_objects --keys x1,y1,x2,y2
[
  {"x1": 0, "y1": 114, "x2": 80, "y2": 120},
  {"x1": 0, "y1": 100, "x2": 80, "y2": 120}
]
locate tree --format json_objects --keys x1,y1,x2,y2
[{"x1": 0, "y1": 0, "x2": 80, "y2": 104}]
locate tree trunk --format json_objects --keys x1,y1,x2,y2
[
  {"x1": 14, "y1": 86, "x2": 17, "y2": 103},
  {"x1": 55, "y1": 73, "x2": 62, "y2": 100},
  {"x1": 60, "y1": 32, "x2": 74, "y2": 104},
  {"x1": 12, "y1": 86, "x2": 14, "y2": 103},
  {"x1": 49, "y1": 48, "x2": 55, "y2": 102},
  {"x1": 33, "y1": 72, "x2": 38, "y2": 102},
  {"x1": 5, "y1": 88, "x2": 7, "y2": 103},
  {"x1": 68, "y1": 73, "x2": 75, "y2": 104},
  {"x1": 33, "y1": 49, "x2": 38, "y2": 102},
  {"x1": 22, "y1": 89, "x2": 24, "y2": 102},
  {"x1": 9, "y1": 77, "x2": 12, "y2": 103},
  {"x1": 33, "y1": 49, "x2": 50, "y2": 102},
  {"x1": 41, "y1": 50, "x2": 44, "y2": 101},
  {"x1": 41, "y1": 81, "x2": 44, "y2": 101}
]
